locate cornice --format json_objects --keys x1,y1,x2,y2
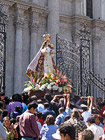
[
  {"x1": 1, "y1": 0, "x2": 48, "y2": 16},
  {"x1": 92, "y1": 19, "x2": 105, "y2": 30}
]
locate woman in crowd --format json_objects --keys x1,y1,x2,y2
[
  {"x1": 3, "y1": 116, "x2": 18, "y2": 140},
  {"x1": 40, "y1": 115, "x2": 58, "y2": 140}
]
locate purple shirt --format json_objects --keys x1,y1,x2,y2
[
  {"x1": 19, "y1": 110, "x2": 39, "y2": 138},
  {"x1": 8, "y1": 101, "x2": 22, "y2": 114}
]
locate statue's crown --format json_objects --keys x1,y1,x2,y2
[{"x1": 43, "y1": 33, "x2": 51, "y2": 41}]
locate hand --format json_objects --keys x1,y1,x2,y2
[{"x1": 14, "y1": 123, "x2": 18, "y2": 130}]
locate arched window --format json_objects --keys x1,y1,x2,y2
[{"x1": 86, "y1": 0, "x2": 93, "y2": 18}]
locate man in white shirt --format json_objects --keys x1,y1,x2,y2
[
  {"x1": 87, "y1": 116, "x2": 104, "y2": 140},
  {"x1": 81, "y1": 96, "x2": 93, "y2": 127}
]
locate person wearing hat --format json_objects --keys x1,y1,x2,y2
[{"x1": 86, "y1": 116, "x2": 104, "y2": 140}]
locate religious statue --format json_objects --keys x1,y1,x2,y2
[{"x1": 26, "y1": 33, "x2": 57, "y2": 83}]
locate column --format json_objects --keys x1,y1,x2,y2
[
  {"x1": 72, "y1": 0, "x2": 84, "y2": 15},
  {"x1": 30, "y1": 20, "x2": 39, "y2": 61},
  {"x1": 92, "y1": 30, "x2": 101, "y2": 74},
  {"x1": 47, "y1": 0, "x2": 59, "y2": 58},
  {"x1": 101, "y1": 0, "x2": 105, "y2": 20},
  {"x1": 14, "y1": 9, "x2": 24, "y2": 94}
]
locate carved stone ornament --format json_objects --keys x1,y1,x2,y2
[
  {"x1": 29, "y1": 20, "x2": 39, "y2": 32},
  {"x1": 0, "y1": 2, "x2": 8, "y2": 24},
  {"x1": 92, "y1": 33, "x2": 101, "y2": 43}
]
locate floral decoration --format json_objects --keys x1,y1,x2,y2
[{"x1": 24, "y1": 71, "x2": 72, "y2": 94}]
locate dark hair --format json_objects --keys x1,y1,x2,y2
[
  {"x1": 30, "y1": 95, "x2": 37, "y2": 102},
  {"x1": 45, "y1": 115, "x2": 55, "y2": 125},
  {"x1": 44, "y1": 93, "x2": 52, "y2": 101},
  {"x1": 79, "y1": 129, "x2": 94, "y2": 140},
  {"x1": 94, "y1": 114, "x2": 101, "y2": 121},
  {"x1": 96, "y1": 97, "x2": 102, "y2": 101},
  {"x1": 59, "y1": 107, "x2": 65, "y2": 113},
  {"x1": 87, "y1": 116, "x2": 95, "y2": 124},
  {"x1": 59, "y1": 123, "x2": 75, "y2": 140},
  {"x1": 27, "y1": 101, "x2": 38, "y2": 110},
  {"x1": 22, "y1": 94, "x2": 29, "y2": 105},
  {"x1": 4, "y1": 97, "x2": 10, "y2": 104},
  {"x1": 64, "y1": 115, "x2": 70, "y2": 122},
  {"x1": 3, "y1": 109, "x2": 8, "y2": 118},
  {"x1": 15, "y1": 106, "x2": 22, "y2": 113},
  {"x1": 12, "y1": 94, "x2": 22, "y2": 102},
  {"x1": 37, "y1": 112, "x2": 42, "y2": 118},
  {"x1": 44, "y1": 102, "x2": 49, "y2": 108},
  {"x1": 72, "y1": 111, "x2": 80, "y2": 119}
]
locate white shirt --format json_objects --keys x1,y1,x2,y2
[
  {"x1": 87, "y1": 123, "x2": 104, "y2": 140},
  {"x1": 82, "y1": 110, "x2": 91, "y2": 127}
]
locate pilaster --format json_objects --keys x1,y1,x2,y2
[{"x1": 14, "y1": 5, "x2": 24, "y2": 94}]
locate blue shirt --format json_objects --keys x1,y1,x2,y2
[
  {"x1": 55, "y1": 112, "x2": 68, "y2": 126},
  {"x1": 40, "y1": 124, "x2": 58, "y2": 140},
  {"x1": 42, "y1": 108, "x2": 56, "y2": 121}
]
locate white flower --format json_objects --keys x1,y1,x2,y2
[
  {"x1": 45, "y1": 83, "x2": 48, "y2": 87},
  {"x1": 50, "y1": 82, "x2": 54, "y2": 86},
  {"x1": 47, "y1": 84, "x2": 52, "y2": 90},
  {"x1": 52, "y1": 85, "x2": 58, "y2": 90},
  {"x1": 24, "y1": 86, "x2": 32, "y2": 92},
  {"x1": 35, "y1": 84, "x2": 40, "y2": 91},
  {"x1": 58, "y1": 87, "x2": 62, "y2": 92},
  {"x1": 39, "y1": 84, "x2": 46, "y2": 91}
]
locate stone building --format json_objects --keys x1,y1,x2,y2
[{"x1": 1, "y1": 0, "x2": 105, "y2": 97}]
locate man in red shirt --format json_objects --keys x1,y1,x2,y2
[{"x1": 19, "y1": 101, "x2": 39, "y2": 140}]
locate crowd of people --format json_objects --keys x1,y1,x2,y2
[{"x1": 0, "y1": 91, "x2": 105, "y2": 140}]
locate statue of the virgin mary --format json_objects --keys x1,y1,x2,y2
[{"x1": 26, "y1": 33, "x2": 57, "y2": 83}]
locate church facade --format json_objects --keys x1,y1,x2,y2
[{"x1": 1, "y1": 0, "x2": 105, "y2": 97}]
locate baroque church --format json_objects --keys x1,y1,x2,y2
[{"x1": 1, "y1": 0, "x2": 105, "y2": 99}]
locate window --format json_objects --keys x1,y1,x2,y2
[{"x1": 86, "y1": 0, "x2": 93, "y2": 18}]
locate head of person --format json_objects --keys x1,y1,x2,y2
[
  {"x1": 72, "y1": 110, "x2": 80, "y2": 119},
  {"x1": 80, "y1": 104, "x2": 88, "y2": 112},
  {"x1": 22, "y1": 92, "x2": 29, "y2": 105},
  {"x1": 86, "y1": 116, "x2": 95, "y2": 126},
  {"x1": 94, "y1": 114, "x2": 101, "y2": 125},
  {"x1": 79, "y1": 129, "x2": 94, "y2": 140},
  {"x1": 3, "y1": 117, "x2": 11, "y2": 129},
  {"x1": 53, "y1": 123, "x2": 75, "y2": 140},
  {"x1": 59, "y1": 98, "x2": 64, "y2": 105},
  {"x1": 0, "y1": 92, "x2": 5, "y2": 101},
  {"x1": 3, "y1": 109, "x2": 8, "y2": 118},
  {"x1": 44, "y1": 93, "x2": 52, "y2": 102},
  {"x1": 44, "y1": 102, "x2": 49, "y2": 109},
  {"x1": 14, "y1": 106, "x2": 22, "y2": 113},
  {"x1": 37, "y1": 112, "x2": 43, "y2": 119},
  {"x1": 27, "y1": 101, "x2": 38, "y2": 114},
  {"x1": 45, "y1": 115, "x2": 55, "y2": 125},
  {"x1": 12, "y1": 93, "x2": 22, "y2": 102},
  {"x1": 96, "y1": 97, "x2": 102, "y2": 105},
  {"x1": 29, "y1": 95, "x2": 37, "y2": 102},
  {"x1": 59, "y1": 107, "x2": 65, "y2": 114}
]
